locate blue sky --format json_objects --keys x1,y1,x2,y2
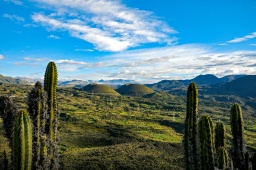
[{"x1": 1, "y1": 0, "x2": 256, "y2": 83}]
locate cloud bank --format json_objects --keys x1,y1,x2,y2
[
  {"x1": 32, "y1": 0, "x2": 177, "y2": 52},
  {"x1": 37, "y1": 45, "x2": 256, "y2": 83}
]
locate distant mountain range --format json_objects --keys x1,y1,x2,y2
[
  {"x1": 0, "y1": 75, "x2": 137, "y2": 86},
  {"x1": 147, "y1": 74, "x2": 246, "y2": 91},
  {"x1": 59, "y1": 79, "x2": 136, "y2": 87},
  {"x1": 0, "y1": 74, "x2": 30, "y2": 85}
]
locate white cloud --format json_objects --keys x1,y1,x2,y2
[
  {"x1": 228, "y1": 32, "x2": 256, "y2": 43},
  {"x1": 32, "y1": 0, "x2": 177, "y2": 52},
  {"x1": 3, "y1": 14, "x2": 25, "y2": 22},
  {"x1": 47, "y1": 34, "x2": 60, "y2": 39},
  {"x1": 0, "y1": 55, "x2": 4, "y2": 60}
]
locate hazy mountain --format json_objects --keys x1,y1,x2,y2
[
  {"x1": 0, "y1": 74, "x2": 30, "y2": 85},
  {"x1": 98, "y1": 79, "x2": 136, "y2": 85},
  {"x1": 59, "y1": 79, "x2": 136, "y2": 87}
]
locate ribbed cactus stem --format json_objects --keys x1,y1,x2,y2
[
  {"x1": 12, "y1": 110, "x2": 33, "y2": 170},
  {"x1": 44, "y1": 62, "x2": 58, "y2": 141},
  {"x1": 27, "y1": 81, "x2": 48, "y2": 169},
  {"x1": 230, "y1": 104, "x2": 245, "y2": 169},
  {"x1": 184, "y1": 82, "x2": 199, "y2": 170},
  {"x1": 215, "y1": 121, "x2": 226, "y2": 151},
  {"x1": 216, "y1": 147, "x2": 229, "y2": 169},
  {"x1": 198, "y1": 114, "x2": 214, "y2": 170},
  {"x1": 44, "y1": 61, "x2": 59, "y2": 169}
]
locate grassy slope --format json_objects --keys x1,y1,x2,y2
[
  {"x1": 0, "y1": 84, "x2": 256, "y2": 169},
  {"x1": 82, "y1": 84, "x2": 120, "y2": 96},
  {"x1": 117, "y1": 84, "x2": 154, "y2": 97}
]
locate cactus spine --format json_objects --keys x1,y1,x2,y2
[
  {"x1": 44, "y1": 61, "x2": 59, "y2": 169},
  {"x1": 27, "y1": 81, "x2": 48, "y2": 169},
  {"x1": 198, "y1": 115, "x2": 214, "y2": 170},
  {"x1": 12, "y1": 110, "x2": 32, "y2": 170},
  {"x1": 230, "y1": 104, "x2": 245, "y2": 169},
  {"x1": 215, "y1": 121, "x2": 226, "y2": 151},
  {"x1": 184, "y1": 82, "x2": 199, "y2": 170},
  {"x1": 216, "y1": 147, "x2": 229, "y2": 169}
]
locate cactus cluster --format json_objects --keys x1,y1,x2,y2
[
  {"x1": 184, "y1": 82, "x2": 253, "y2": 170},
  {"x1": 0, "y1": 62, "x2": 59, "y2": 170}
]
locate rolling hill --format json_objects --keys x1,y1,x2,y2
[
  {"x1": 81, "y1": 84, "x2": 120, "y2": 96},
  {"x1": 116, "y1": 84, "x2": 154, "y2": 97}
]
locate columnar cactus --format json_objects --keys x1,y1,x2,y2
[
  {"x1": 216, "y1": 147, "x2": 229, "y2": 169},
  {"x1": 44, "y1": 61, "x2": 59, "y2": 169},
  {"x1": 0, "y1": 96, "x2": 18, "y2": 142},
  {"x1": 12, "y1": 110, "x2": 33, "y2": 170},
  {"x1": 198, "y1": 114, "x2": 214, "y2": 170},
  {"x1": 215, "y1": 121, "x2": 226, "y2": 151},
  {"x1": 184, "y1": 82, "x2": 199, "y2": 170},
  {"x1": 230, "y1": 104, "x2": 246, "y2": 169},
  {"x1": 27, "y1": 81, "x2": 48, "y2": 169},
  {"x1": 44, "y1": 61, "x2": 58, "y2": 141}
]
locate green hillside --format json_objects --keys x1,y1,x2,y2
[
  {"x1": 81, "y1": 84, "x2": 120, "y2": 96},
  {"x1": 1, "y1": 84, "x2": 256, "y2": 169},
  {"x1": 117, "y1": 84, "x2": 154, "y2": 97}
]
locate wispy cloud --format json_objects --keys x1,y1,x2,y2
[
  {"x1": 228, "y1": 32, "x2": 256, "y2": 43},
  {"x1": 54, "y1": 59, "x2": 105, "y2": 71},
  {"x1": 47, "y1": 34, "x2": 60, "y2": 39},
  {"x1": 32, "y1": 0, "x2": 177, "y2": 52},
  {"x1": 0, "y1": 55, "x2": 4, "y2": 60},
  {"x1": 250, "y1": 44, "x2": 256, "y2": 46},
  {"x1": 75, "y1": 48, "x2": 94, "y2": 52},
  {"x1": 3, "y1": 0, "x2": 23, "y2": 6},
  {"x1": 23, "y1": 57, "x2": 48, "y2": 61},
  {"x1": 3, "y1": 14, "x2": 25, "y2": 22}
]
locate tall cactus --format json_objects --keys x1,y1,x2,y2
[
  {"x1": 216, "y1": 147, "x2": 229, "y2": 169},
  {"x1": 27, "y1": 81, "x2": 48, "y2": 169},
  {"x1": 215, "y1": 121, "x2": 226, "y2": 151},
  {"x1": 44, "y1": 61, "x2": 59, "y2": 169},
  {"x1": 198, "y1": 114, "x2": 214, "y2": 170},
  {"x1": 230, "y1": 104, "x2": 246, "y2": 169},
  {"x1": 12, "y1": 110, "x2": 33, "y2": 170},
  {"x1": 0, "y1": 96, "x2": 18, "y2": 142},
  {"x1": 184, "y1": 82, "x2": 199, "y2": 170}
]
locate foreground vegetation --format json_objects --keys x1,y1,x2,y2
[{"x1": 0, "y1": 81, "x2": 256, "y2": 169}]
